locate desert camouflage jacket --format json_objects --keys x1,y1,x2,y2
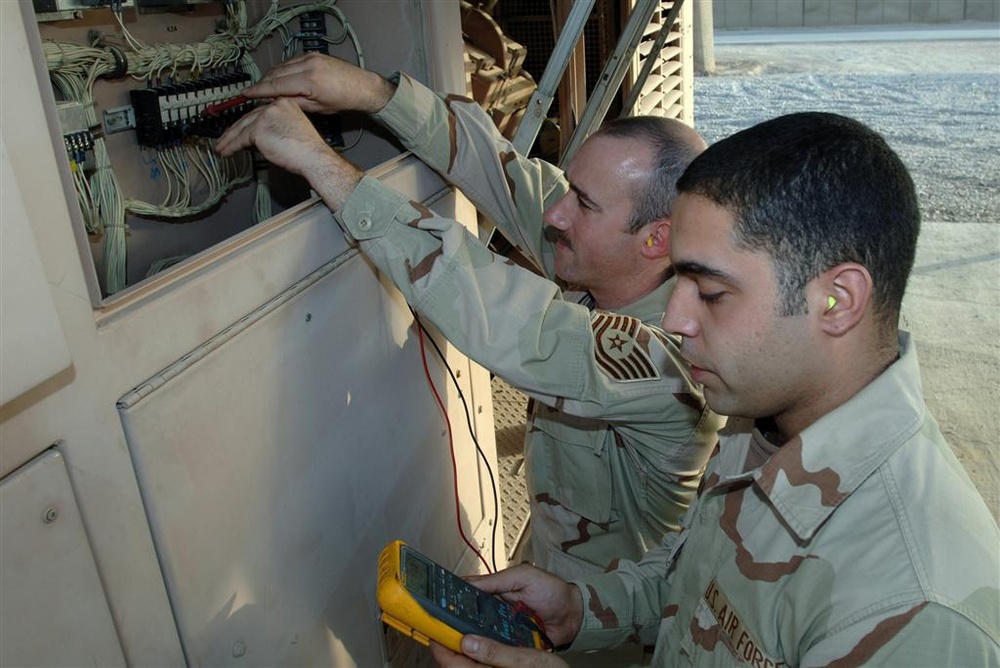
[
  {"x1": 569, "y1": 332, "x2": 1000, "y2": 665},
  {"x1": 334, "y1": 74, "x2": 720, "y2": 577}
]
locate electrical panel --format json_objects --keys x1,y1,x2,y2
[
  {"x1": 7, "y1": 2, "x2": 502, "y2": 664},
  {"x1": 31, "y1": 0, "x2": 393, "y2": 299}
]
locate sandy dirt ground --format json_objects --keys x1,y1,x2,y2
[{"x1": 693, "y1": 28, "x2": 1000, "y2": 519}]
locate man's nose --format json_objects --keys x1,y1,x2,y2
[
  {"x1": 662, "y1": 289, "x2": 698, "y2": 338},
  {"x1": 543, "y1": 193, "x2": 571, "y2": 230}
]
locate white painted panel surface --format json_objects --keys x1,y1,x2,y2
[
  {"x1": 0, "y1": 137, "x2": 72, "y2": 408},
  {"x1": 118, "y1": 239, "x2": 490, "y2": 665},
  {"x1": 0, "y1": 449, "x2": 125, "y2": 666}
]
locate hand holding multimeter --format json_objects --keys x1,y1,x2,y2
[{"x1": 376, "y1": 540, "x2": 554, "y2": 654}]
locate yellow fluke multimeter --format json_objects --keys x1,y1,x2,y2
[{"x1": 376, "y1": 540, "x2": 550, "y2": 653}]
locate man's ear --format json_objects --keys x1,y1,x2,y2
[
  {"x1": 640, "y1": 219, "x2": 671, "y2": 259},
  {"x1": 812, "y1": 263, "x2": 873, "y2": 336}
]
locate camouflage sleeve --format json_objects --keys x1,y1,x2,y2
[
  {"x1": 336, "y1": 175, "x2": 700, "y2": 426},
  {"x1": 566, "y1": 531, "x2": 685, "y2": 652},
  {"x1": 801, "y1": 602, "x2": 1000, "y2": 666},
  {"x1": 373, "y1": 72, "x2": 566, "y2": 278}
]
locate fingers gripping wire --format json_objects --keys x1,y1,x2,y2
[{"x1": 513, "y1": 601, "x2": 555, "y2": 651}]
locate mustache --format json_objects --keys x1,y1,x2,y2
[{"x1": 544, "y1": 226, "x2": 571, "y2": 249}]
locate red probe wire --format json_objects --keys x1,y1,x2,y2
[{"x1": 203, "y1": 95, "x2": 249, "y2": 117}]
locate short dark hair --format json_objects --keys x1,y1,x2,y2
[
  {"x1": 594, "y1": 116, "x2": 706, "y2": 233},
  {"x1": 677, "y1": 112, "x2": 920, "y2": 331}
]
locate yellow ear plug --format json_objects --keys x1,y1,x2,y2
[
  {"x1": 646, "y1": 237, "x2": 655, "y2": 247},
  {"x1": 827, "y1": 295, "x2": 837, "y2": 311}
]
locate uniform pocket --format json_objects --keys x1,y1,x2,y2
[
  {"x1": 545, "y1": 546, "x2": 605, "y2": 579},
  {"x1": 528, "y1": 407, "x2": 613, "y2": 524}
]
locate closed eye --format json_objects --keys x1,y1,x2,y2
[
  {"x1": 568, "y1": 182, "x2": 599, "y2": 212},
  {"x1": 674, "y1": 262, "x2": 735, "y2": 306},
  {"x1": 698, "y1": 291, "x2": 725, "y2": 304}
]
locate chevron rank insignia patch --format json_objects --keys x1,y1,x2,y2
[{"x1": 591, "y1": 312, "x2": 660, "y2": 382}]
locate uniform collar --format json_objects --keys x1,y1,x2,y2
[
  {"x1": 626, "y1": 275, "x2": 675, "y2": 322},
  {"x1": 571, "y1": 274, "x2": 676, "y2": 320},
  {"x1": 737, "y1": 332, "x2": 925, "y2": 540}
]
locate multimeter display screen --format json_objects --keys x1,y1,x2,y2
[{"x1": 402, "y1": 551, "x2": 430, "y2": 598}]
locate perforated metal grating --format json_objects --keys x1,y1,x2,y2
[{"x1": 490, "y1": 375, "x2": 531, "y2": 562}]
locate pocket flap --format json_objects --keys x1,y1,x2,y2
[{"x1": 528, "y1": 408, "x2": 613, "y2": 523}]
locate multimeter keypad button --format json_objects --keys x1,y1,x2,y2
[{"x1": 427, "y1": 561, "x2": 535, "y2": 646}]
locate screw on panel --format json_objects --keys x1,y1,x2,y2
[
  {"x1": 305, "y1": 313, "x2": 312, "y2": 322},
  {"x1": 43, "y1": 507, "x2": 59, "y2": 524},
  {"x1": 232, "y1": 640, "x2": 247, "y2": 658}
]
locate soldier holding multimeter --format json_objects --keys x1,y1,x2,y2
[{"x1": 424, "y1": 113, "x2": 1000, "y2": 667}]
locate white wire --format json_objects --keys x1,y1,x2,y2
[
  {"x1": 92, "y1": 139, "x2": 127, "y2": 293},
  {"x1": 45, "y1": 0, "x2": 365, "y2": 292},
  {"x1": 252, "y1": 168, "x2": 272, "y2": 225},
  {"x1": 71, "y1": 160, "x2": 98, "y2": 233}
]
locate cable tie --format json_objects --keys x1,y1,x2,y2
[{"x1": 101, "y1": 44, "x2": 128, "y2": 79}]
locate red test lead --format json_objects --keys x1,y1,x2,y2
[{"x1": 203, "y1": 95, "x2": 249, "y2": 117}]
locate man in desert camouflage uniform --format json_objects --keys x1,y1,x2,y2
[
  {"x1": 217, "y1": 54, "x2": 721, "y2": 582},
  {"x1": 424, "y1": 112, "x2": 1000, "y2": 667}
]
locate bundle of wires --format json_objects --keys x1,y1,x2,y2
[
  {"x1": 46, "y1": 42, "x2": 128, "y2": 292},
  {"x1": 44, "y1": 0, "x2": 365, "y2": 294}
]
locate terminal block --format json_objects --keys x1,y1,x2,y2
[
  {"x1": 299, "y1": 11, "x2": 343, "y2": 149},
  {"x1": 130, "y1": 70, "x2": 251, "y2": 148},
  {"x1": 56, "y1": 101, "x2": 96, "y2": 170}
]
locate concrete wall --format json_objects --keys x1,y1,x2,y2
[{"x1": 714, "y1": 1, "x2": 999, "y2": 29}]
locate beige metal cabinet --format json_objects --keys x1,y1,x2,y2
[
  {"x1": 0, "y1": 2, "x2": 503, "y2": 664},
  {"x1": 0, "y1": 450, "x2": 125, "y2": 666}
]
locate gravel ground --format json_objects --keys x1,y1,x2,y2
[
  {"x1": 691, "y1": 31, "x2": 1000, "y2": 519},
  {"x1": 694, "y1": 36, "x2": 1000, "y2": 222}
]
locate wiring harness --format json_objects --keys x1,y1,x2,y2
[{"x1": 42, "y1": 0, "x2": 364, "y2": 294}]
